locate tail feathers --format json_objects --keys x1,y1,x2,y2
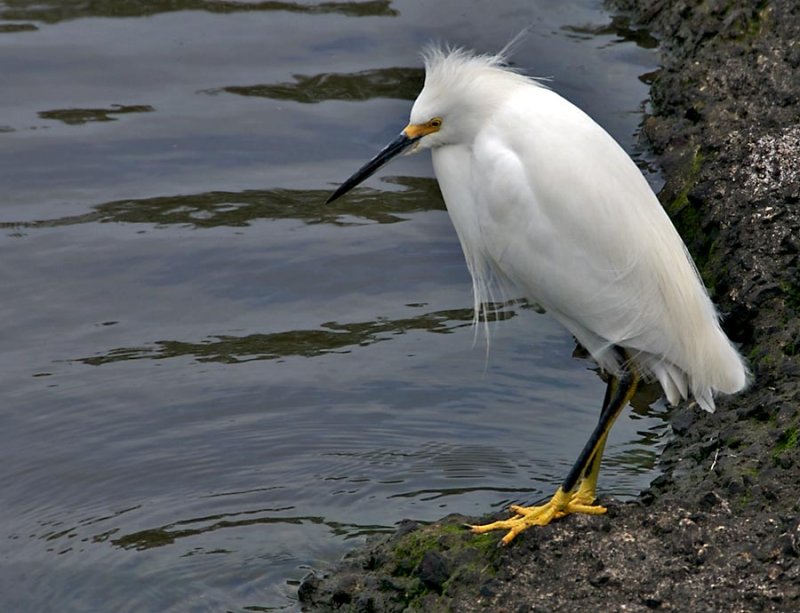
[
  {"x1": 652, "y1": 365, "x2": 726, "y2": 413},
  {"x1": 692, "y1": 385, "x2": 716, "y2": 413},
  {"x1": 693, "y1": 326, "x2": 750, "y2": 407},
  {"x1": 653, "y1": 363, "x2": 688, "y2": 408},
  {"x1": 650, "y1": 327, "x2": 749, "y2": 413}
]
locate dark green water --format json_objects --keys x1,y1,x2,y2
[{"x1": 0, "y1": 1, "x2": 663, "y2": 610}]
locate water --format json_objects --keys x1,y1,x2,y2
[{"x1": 0, "y1": 1, "x2": 664, "y2": 610}]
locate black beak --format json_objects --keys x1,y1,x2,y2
[{"x1": 326, "y1": 132, "x2": 419, "y2": 204}]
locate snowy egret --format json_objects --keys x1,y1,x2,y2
[{"x1": 326, "y1": 46, "x2": 749, "y2": 544}]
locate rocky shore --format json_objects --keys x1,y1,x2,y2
[{"x1": 299, "y1": 1, "x2": 800, "y2": 610}]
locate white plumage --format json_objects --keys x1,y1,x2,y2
[{"x1": 413, "y1": 47, "x2": 748, "y2": 412}]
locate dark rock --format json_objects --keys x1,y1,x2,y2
[
  {"x1": 643, "y1": 595, "x2": 663, "y2": 609},
  {"x1": 670, "y1": 409, "x2": 696, "y2": 435},
  {"x1": 332, "y1": 588, "x2": 352, "y2": 606},
  {"x1": 737, "y1": 401, "x2": 773, "y2": 421},
  {"x1": 698, "y1": 490, "x2": 723, "y2": 510},
  {"x1": 394, "y1": 519, "x2": 420, "y2": 539},
  {"x1": 416, "y1": 550, "x2": 450, "y2": 592},
  {"x1": 588, "y1": 569, "x2": 612, "y2": 587},
  {"x1": 355, "y1": 594, "x2": 376, "y2": 613},
  {"x1": 297, "y1": 573, "x2": 321, "y2": 603},
  {"x1": 479, "y1": 578, "x2": 501, "y2": 598},
  {"x1": 778, "y1": 532, "x2": 798, "y2": 557}
]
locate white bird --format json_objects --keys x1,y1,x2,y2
[{"x1": 326, "y1": 46, "x2": 749, "y2": 544}]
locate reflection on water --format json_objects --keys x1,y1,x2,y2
[
  {"x1": 0, "y1": 22, "x2": 37, "y2": 32},
  {"x1": 110, "y1": 509, "x2": 352, "y2": 552},
  {"x1": 561, "y1": 14, "x2": 659, "y2": 49},
  {"x1": 0, "y1": 0, "x2": 397, "y2": 22},
  {"x1": 76, "y1": 307, "x2": 482, "y2": 365},
  {"x1": 215, "y1": 67, "x2": 424, "y2": 103},
  {"x1": 0, "y1": 177, "x2": 443, "y2": 232},
  {"x1": 39, "y1": 104, "x2": 155, "y2": 125},
  {"x1": 74, "y1": 301, "x2": 522, "y2": 366},
  {"x1": 0, "y1": 1, "x2": 664, "y2": 611}
]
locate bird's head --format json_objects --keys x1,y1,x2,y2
[
  {"x1": 324, "y1": 91, "x2": 449, "y2": 204},
  {"x1": 326, "y1": 45, "x2": 526, "y2": 204},
  {"x1": 405, "y1": 45, "x2": 510, "y2": 150}
]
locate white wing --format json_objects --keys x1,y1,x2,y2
[{"x1": 433, "y1": 84, "x2": 747, "y2": 410}]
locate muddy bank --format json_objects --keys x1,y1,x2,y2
[{"x1": 299, "y1": 1, "x2": 800, "y2": 610}]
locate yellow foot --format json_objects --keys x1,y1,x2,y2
[{"x1": 468, "y1": 488, "x2": 607, "y2": 545}]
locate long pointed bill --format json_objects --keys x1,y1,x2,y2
[{"x1": 326, "y1": 132, "x2": 420, "y2": 204}]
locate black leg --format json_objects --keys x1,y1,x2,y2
[{"x1": 561, "y1": 352, "x2": 638, "y2": 493}]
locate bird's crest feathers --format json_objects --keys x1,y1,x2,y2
[{"x1": 420, "y1": 43, "x2": 548, "y2": 94}]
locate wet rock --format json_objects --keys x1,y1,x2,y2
[
  {"x1": 478, "y1": 578, "x2": 501, "y2": 598},
  {"x1": 416, "y1": 550, "x2": 450, "y2": 592},
  {"x1": 670, "y1": 408, "x2": 696, "y2": 435},
  {"x1": 778, "y1": 531, "x2": 798, "y2": 557},
  {"x1": 297, "y1": 573, "x2": 321, "y2": 603},
  {"x1": 698, "y1": 490, "x2": 724, "y2": 510}
]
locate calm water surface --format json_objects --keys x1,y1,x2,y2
[{"x1": 1, "y1": 1, "x2": 664, "y2": 610}]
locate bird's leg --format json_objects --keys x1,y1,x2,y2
[
  {"x1": 469, "y1": 354, "x2": 639, "y2": 545},
  {"x1": 570, "y1": 434, "x2": 608, "y2": 507},
  {"x1": 571, "y1": 374, "x2": 618, "y2": 506}
]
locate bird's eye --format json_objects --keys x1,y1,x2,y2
[{"x1": 429, "y1": 118, "x2": 442, "y2": 128}]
